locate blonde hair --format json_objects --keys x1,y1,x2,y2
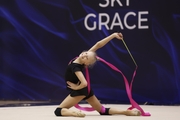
[{"x1": 88, "y1": 51, "x2": 97, "y2": 68}]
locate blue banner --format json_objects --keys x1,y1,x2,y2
[{"x1": 0, "y1": 0, "x2": 180, "y2": 105}]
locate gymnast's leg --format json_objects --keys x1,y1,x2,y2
[
  {"x1": 86, "y1": 95, "x2": 141, "y2": 116},
  {"x1": 54, "y1": 94, "x2": 86, "y2": 117}
]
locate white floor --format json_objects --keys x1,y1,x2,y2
[{"x1": 0, "y1": 104, "x2": 180, "y2": 120}]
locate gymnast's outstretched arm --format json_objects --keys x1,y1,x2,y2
[{"x1": 88, "y1": 32, "x2": 123, "y2": 52}]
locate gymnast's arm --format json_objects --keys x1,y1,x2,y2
[
  {"x1": 88, "y1": 32, "x2": 123, "y2": 52},
  {"x1": 67, "y1": 71, "x2": 87, "y2": 90}
]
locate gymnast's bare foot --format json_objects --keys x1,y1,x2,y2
[
  {"x1": 72, "y1": 110, "x2": 86, "y2": 117},
  {"x1": 125, "y1": 110, "x2": 141, "y2": 116}
]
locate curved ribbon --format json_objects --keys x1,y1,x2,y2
[{"x1": 97, "y1": 57, "x2": 151, "y2": 116}]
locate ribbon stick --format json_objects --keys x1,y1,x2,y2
[{"x1": 121, "y1": 39, "x2": 137, "y2": 67}]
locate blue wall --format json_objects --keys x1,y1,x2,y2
[{"x1": 0, "y1": 0, "x2": 180, "y2": 105}]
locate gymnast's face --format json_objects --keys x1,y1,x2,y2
[{"x1": 79, "y1": 51, "x2": 96, "y2": 66}]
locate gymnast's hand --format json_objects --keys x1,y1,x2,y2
[
  {"x1": 113, "y1": 32, "x2": 123, "y2": 40},
  {"x1": 67, "y1": 81, "x2": 79, "y2": 90}
]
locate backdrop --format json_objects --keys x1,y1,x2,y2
[{"x1": 0, "y1": 0, "x2": 180, "y2": 105}]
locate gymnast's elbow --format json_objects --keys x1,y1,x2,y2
[
  {"x1": 81, "y1": 81, "x2": 87, "y2": 88},
  {"x1": 96, "y1": 41, "x2": 103, "y2": 48}
]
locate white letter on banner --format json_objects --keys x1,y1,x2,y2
[
  {"x1": 111, "y1": 0, "x2": 123, "y2": 7},
  {"x1": 110, "y1": 12, "x2": 124, "y2": 30},
  {"x1": 99, "y1": 0, "x2": 109, "y2": 7},
  {"x1": 126, "y1": 0, "x2": 130, "y2": 6},
  {"x1": 99, "y1": 13, "x2": 110, "y2": 30},
  {"x1": 124, "y1": 12, "x2": 136, "y2": 29},
  {"x1": 84, "y1": 14, "x2": 96, "y2": 31},
  {"x1": 138, "y1": 11, "x2": 149, "y2": 29}
]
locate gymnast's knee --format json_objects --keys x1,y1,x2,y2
[
  {"x1": 99, "y1": 106, "x2": 111, "y2": 115},
  {"x1": 54, "y1": 107, "x2": 62, "y2": 116}
]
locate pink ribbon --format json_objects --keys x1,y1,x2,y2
[{"x1": 73, "y1": 56, "x2": 150, "y2": 116}]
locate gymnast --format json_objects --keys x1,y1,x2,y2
[{"x1": 54, "y1": 32, "x2": 141, "y2": 117}]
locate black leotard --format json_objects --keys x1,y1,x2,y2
[{"x1": 64, "y1": 61, "x2": 94, "y2": 100}]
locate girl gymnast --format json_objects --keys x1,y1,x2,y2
[{"x1": 54, "y1": 32, "x2": 141, "y2": 117}]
